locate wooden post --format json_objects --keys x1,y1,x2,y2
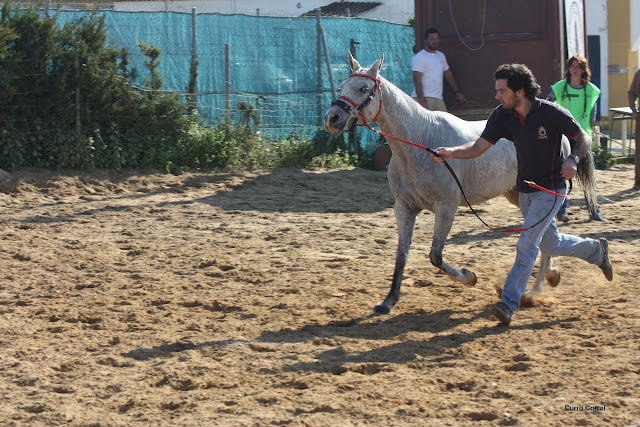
[
  {"x1": 319, "y1": 25, "x2": 336, "y2": 100},
  {"x1": 316, "y1": 9, "x2": 322, "y2": 127},
  {"x1": 349, "y1": 39, "x2": 359, "y2": 155},
  {"x1": 225, "y1": 43, "x2": 231, "y2": 126},
  {"x1": 76, "y1": 61, "x2": 81, "y2": 133},
  {"x1": 558, "y1": 0, "x2": 565, "y2": 77},
  {"x1": 188, "y1": 7, "x2": 198, "y2": 114}
]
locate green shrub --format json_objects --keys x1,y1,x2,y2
[
  {"x1": 0, "y1": 4, "x2": 187, "y2": 171},
  {"x1": 592, "y1": 142, "x2": 616, "y2": 170},
  {"x1": 0, "y1": 5, "x2": 363, "y2": 173},
  {"x1": 309, "y1": 149, "x2": 358, "y2": 168}
]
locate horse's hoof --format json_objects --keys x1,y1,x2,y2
[
  {"x1": 461, "y1": 268, "x2": 477, "y2": 286},
  {"x1": 546, "y1": 268, "x2": 561, "y2": 288},
  {"x1": 373, "y1": 302, "x2": 392, "y2": 315}
]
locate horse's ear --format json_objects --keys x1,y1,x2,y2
[
  {"x1": 369, "y1": 53, "x2": 384, "y2": 77},
  {"x1": 348, "y1": 51, "x2": 361, "y2": 72}
]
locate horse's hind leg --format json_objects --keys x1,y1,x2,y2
[
  {"x1": 526, "y1": 255, "x2": 549, "y2": 297},
  {"x1": 525, "y1": 255, "x2": 561, "y2": 297},
  {"x1": 545, "y1": 257, "x2": 561, "y2": 287},
  {"x1": 374, "y1": 203, "x2": 419, "y2": 315},
  {"x1": 429, "y1": 206, "x2": 477, "y2": 286}
]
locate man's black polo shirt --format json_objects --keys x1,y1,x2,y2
[{"x1": 481, "y1": 98, "x2": 582, "y2": 193}]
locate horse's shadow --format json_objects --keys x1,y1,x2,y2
[
  {"x1": 257, "y1": 309, "x2": 484, "y2": 343},
  {"x1": 191, "y1": 167, "x2": 395, "y2": 214},
  {"x1": 120, "y1": 309, "x2": 580, "y2": 371},
  {"x1": 274, "y1": 313, "x2": 580, "y2": 372}
]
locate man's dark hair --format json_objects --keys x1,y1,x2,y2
[
  {"x1": 424, "y1": 27, "x2": 439, "y2": 38},
  {"x1": 494, "y1": 64, "x2": 541, "y2": 99}
]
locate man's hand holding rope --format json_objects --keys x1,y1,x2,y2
[{"x1": 561, "y1": 157, "x2": 578, "y2": 180}]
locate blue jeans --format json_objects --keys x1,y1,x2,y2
[
  {"x1": 500, "y1": 188, "x2": 604, "y2": 313},
  {"x1": 556, "y1": 198, "x2": 568, "y2": 217}
]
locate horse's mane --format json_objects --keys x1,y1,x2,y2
[
  {"x1": 373, "y1": 73, "x2": 483, "y2": 149},
  {"x1": 371, "y1": 69, "x2": 597, "y2": 210}
]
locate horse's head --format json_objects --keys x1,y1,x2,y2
[{"x1": 324, "y1": 52, "x2": 384, "y2": 134}]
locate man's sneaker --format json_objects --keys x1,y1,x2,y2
[
  {"x1": 492, "y1": 303, "x2": 512, "y2": 326},
  {"x1": 557, "y1": 213, "x2": 569, "y2": 222},
  {"x1": 598, "y1": 238, "x2": 613, "y2": 281}
]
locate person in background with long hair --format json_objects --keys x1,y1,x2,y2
[{"x1": 548, "y1": 54, "x2": 604, "y2": 222}]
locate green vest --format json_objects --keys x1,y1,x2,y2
[{"x1": 551, "y1": 80, "x2": 600, "y2": 136}]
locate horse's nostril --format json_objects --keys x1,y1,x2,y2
[{"x1": 330, "y1": 113, "x2": 339, "y2": 124}]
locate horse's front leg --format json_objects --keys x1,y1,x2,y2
[
  {"x1": 429, "y1": 205, "x2": 477, "y2": 286},
  {"x1": 373, "y1": 203, "x2": 419, "y2": 314}
]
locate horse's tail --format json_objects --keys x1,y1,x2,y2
[{"x1": 576, "y1": 149, "x2": 599, "y2": 214}]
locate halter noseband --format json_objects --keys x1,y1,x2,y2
[{"x1": 331, "y1": 73, "x2": 383, "y2": 127}]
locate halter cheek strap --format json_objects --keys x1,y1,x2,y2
[{"x1": 331, "y1": 73, "x2": 383, "y2": 127}]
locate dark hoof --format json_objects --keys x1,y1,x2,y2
[
  {"x1": 429, "y1": 254, "x2": 443, "y2": 268},
  {"x1": 373, "y1": 301, "x2": 392, "y2": 315}
]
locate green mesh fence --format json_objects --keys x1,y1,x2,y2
[{"x1": 53, "y1": 10, "x2": 415, "y2": 151}]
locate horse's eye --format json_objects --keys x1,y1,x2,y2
[{"x1": 361, "y1": 86, "x2": 369, "y2": 92}]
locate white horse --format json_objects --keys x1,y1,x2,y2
[{"x1": 323, "y1": 53, "x2": 598, "y2": 314}]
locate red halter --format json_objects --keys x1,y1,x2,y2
[{"x1": 331, "y1": 73, "x2": 383, "y2": 127}]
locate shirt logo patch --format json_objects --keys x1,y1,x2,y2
[{"x1": 538, "y1": 126, "x2": 548, "y2": 139}]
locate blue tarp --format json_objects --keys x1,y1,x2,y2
[{"x1": 56, "y1": 11, "x2": 415, "y2": 151}]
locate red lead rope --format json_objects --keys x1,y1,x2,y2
[
  {"x1": 523, "y1": 180, "x2": 566, "y2": 197},
  {"x1": 361, "y1": 125, "x2": 565, "y2": 233}
]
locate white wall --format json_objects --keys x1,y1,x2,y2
[
  {"x1": 114, "y1": 0, "x2": 324, "y2": 15},
  {"x1": 114, "y1": 0, "x2": 414, "y2": 24},
  {"x1": 356, "y1": 0, "x2": 413, "y2": 25},
  {"x1": 585, "y1": 0, "x2": 609, "y2": 116},
  {"x1": 631, "y1": 0, "x2": 640, "y2": 70}
]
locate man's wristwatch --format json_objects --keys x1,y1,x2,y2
[{"x1": 568, "y1": 154, "x2": 580, "y2": 164}]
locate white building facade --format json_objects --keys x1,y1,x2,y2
[
  {"x1": 113, "y1": 0, "x2": 414, "y2": 25},
  {"x1": 585, "y1": 0, "x2": 609, "y2": 114}
]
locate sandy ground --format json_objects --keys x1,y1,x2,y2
[{"x1": 0, "y1": 163, "x2": 639, "y2": 426}]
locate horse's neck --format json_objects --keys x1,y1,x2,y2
[{"x1": 376, "y1": 77, "x2": 436, "y2": 150}]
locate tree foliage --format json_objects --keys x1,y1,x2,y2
[{"x1": 0, "y1": 4, "x2": 186, "y2": 170}]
